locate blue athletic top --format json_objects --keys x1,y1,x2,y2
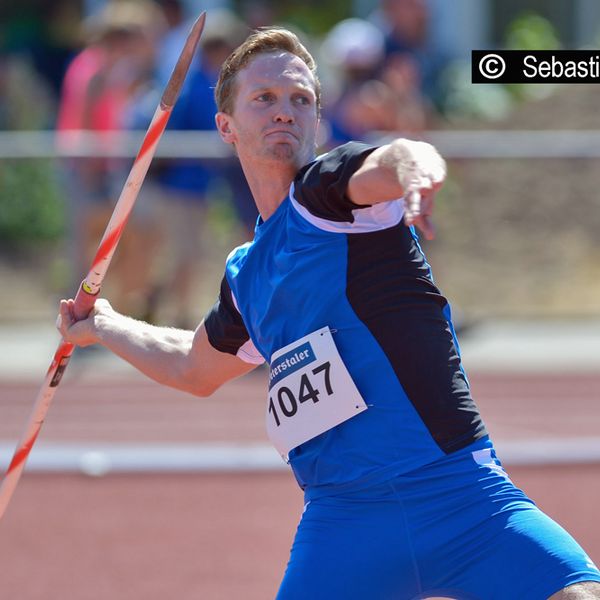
[{"x1": 205, "y1": 142, "x2": 487, "y2": 499}]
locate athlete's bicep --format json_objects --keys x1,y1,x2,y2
[
  {"x1": 347, "y1": 144, "x2": 406, "y2": 206},
  {"x1": 186, "y1": 322, "x2": 259, "y2": 396},
  {"x1": 190, "y1": 274, "x2": 264, "y2": 396}
]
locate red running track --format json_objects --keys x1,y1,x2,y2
[
  {"x1": 0, "y1": 369, "x2": 599, "y2": 599},
  {"x1": 0, "y1": 467, "x2": 598, "y2": 600}
]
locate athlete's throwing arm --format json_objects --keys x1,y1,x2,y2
[{"x1": 57, "y1": 299, "x2": 257, "y2": 396}]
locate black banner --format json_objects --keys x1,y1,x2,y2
[{"x1": 472, "y1": 50, "x2": 600, "y2": 84}]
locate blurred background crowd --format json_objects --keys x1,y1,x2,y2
[{"x1": 1, "y1": 0, "x2": 600, "y2": 327}]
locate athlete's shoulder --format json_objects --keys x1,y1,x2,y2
[
  {"x1": 292, "y1": 141, "x2": 377, "y2": 223},
  {"x1": 225, "y1": 240, "x2": 254, "y2": 276},
  {"x1": 314, "y1": 140, "x2": 376, "y2": 167}
]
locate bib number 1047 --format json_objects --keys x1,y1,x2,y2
[{"x1": 268, "y1": 361, "x2": 332, "y2": 427}]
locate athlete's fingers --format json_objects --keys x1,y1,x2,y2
[
  {"x1": 428, "y1": 157, "x2": 446, "y2": 187},
  {"x1": 56, "y1": 300, "x2": 73, "y2": 336},
  {"x1": 63, "y1": 300, "x2": 74, "y2": 323},
  {"x1": 404, "y1": 188, "x2": 421, "y2": 224},
  {"x1": 404, "y1": 186, "x2": 436, "y2": 239},
  {"x1": 414, "y1": 214, "x2": 436, "y2": 240},
  {"x1": 404, "y1": 186, "x2": 434, "y2": 221},
  {"x1": 406, "y1": 174, "x2": 434, "y2": 192},
  {"x1": 56, "y1": 299, "x2": 100, "y2": 347},
  {"x1": 417, "y1": 143, "x2": 445, "y2": 187},
  {"x1": 418, "y1": 189, "x2": 436, "y2": 239},
  {"x1": 66, "y1": 298, "x2": 76, "y2": 320},
  {"x1": 419, "y1": 190, "x2": 435, "y2": 217}
]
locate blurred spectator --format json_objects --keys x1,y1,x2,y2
[
  {"x1": 57, "y1": 0, "x2": 166, "y2": 319},
  {"x1": 372, "y1": 0, "x2": 451, "y2": 112},
  {"x1": 131, "y1": 7, "x2": 253, "y2": 328},
  {"x1": 154, "y1": 0, "x2": 200, "y2": 86},
  {"x1": 320, "y1": 18, "x2": 427, "y2": 146}
]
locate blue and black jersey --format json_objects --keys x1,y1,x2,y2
[{"x1": 205, "y1": 141, "x2": 487, "y2": 499}]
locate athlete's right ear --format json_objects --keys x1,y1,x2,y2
[{"x1": 215, "y1": 112, "x2": 234, "y2": 144}]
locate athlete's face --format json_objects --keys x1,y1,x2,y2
[{"x1": 216, "y1": 51, "x2": 319, "y2": 172}]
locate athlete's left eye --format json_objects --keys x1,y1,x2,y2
[{"x1": 294, "y1": 95, "x2": 311, "y2": 106}]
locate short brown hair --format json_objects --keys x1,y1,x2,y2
[{"x1": 215, "y1": 27, "x2": 321, "y2": 115}]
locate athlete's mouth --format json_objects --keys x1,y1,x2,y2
[{"x1": 265, "y1": 129, "x2": 299, "y2": 141}]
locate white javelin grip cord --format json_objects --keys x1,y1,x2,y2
[{"x1": 0, "y1": 13, "x2": 206, "y2": 521}]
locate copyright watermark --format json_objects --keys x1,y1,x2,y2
[
  {"x1": 472, "y1": 50, "x2": 600, "y2": 83},
  {"x1": 478, "y1": 53, "x2": 506, "y2": 79}
]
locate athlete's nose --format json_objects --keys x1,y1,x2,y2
[{"x1": 273, "y1": 98, "x2": 295, "y2": 123}]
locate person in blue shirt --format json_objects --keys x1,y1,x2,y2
[{"x1": 57, "y1": 27, "x2": 600, "y2": 600}]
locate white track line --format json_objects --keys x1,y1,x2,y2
[
  {"x1": 0, "y1": 442, "x2": 287, "y2": 475},
  {"x1": 1, "y1": 438, "x2": 600, "y2": 476}
]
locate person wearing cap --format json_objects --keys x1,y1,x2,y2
[{"x1": 320, "y1": 18, "x2": 427, "y2": 146}]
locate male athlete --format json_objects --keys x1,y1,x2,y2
[{"x1": 58, "y1": 28, "x2": 600, "y2": 599}]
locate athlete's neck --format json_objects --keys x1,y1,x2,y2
[{"x1": 241, "y1": 162, "x2": 296, "y2": 222}]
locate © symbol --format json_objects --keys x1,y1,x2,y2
[{"x1": 478, "y1": 53, "x2": 506, "y2": 79}]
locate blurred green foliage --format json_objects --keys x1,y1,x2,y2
[
  {"x1": 0, "y1": 51, "x2": 63, "y2": 250},
  {"x1": 235, "y1": 0, "x2": 352, "y2": 34},
  {"x1": 505, "y1": 11, "x2": 562, "y2": 50},
  {"x1": 504, "y1": 11, "x2": 561, "y2": 101},
  {"x1": 0, "y1": 159, "x2": 64, "y2": 247},
  {"x1": 275, "y1": 0, "x2": 352, "y2": 34}
]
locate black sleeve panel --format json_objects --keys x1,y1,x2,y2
[
  {"x1": 204, "y1": 275, "x2": 250, "y2": 356},
  {"x1": 293, "y1": 141, "x2": 377, "y2": 223}
]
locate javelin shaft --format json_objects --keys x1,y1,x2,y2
[
  {"x1": 0, "y1": 13, "x2": 206, "y2": 520},
  {"x1": 73, "y1": 103, "x2": 171, "y2": 313}
]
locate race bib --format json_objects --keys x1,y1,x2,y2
[{"x1": 266, "y1": 327, "x2": 368, "y2": 460}]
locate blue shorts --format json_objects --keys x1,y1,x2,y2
[{"x1": 276, "y1": 438, "x2": 600, "y2": 599}]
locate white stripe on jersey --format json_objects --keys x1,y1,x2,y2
[
  {"x1": 236, "y1": 339, "x2": 265, "y2": 364},
  {"x1": 289, "y1": 182, "x2": 406, "y2": 233}
]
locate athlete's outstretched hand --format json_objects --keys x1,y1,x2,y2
[
  {"x1": 403, "y1": 188, "x2": 436, "y2": 241},
  {"x1": 393, "y1": 139, "x2": 445, "y2": 241},
  {"x1": 348, "y1": 138, "x2": 446, "y2": 241}
]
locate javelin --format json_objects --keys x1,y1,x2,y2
[{"x1": 0, "y1": 12, "x2": 206, "y2": 520}]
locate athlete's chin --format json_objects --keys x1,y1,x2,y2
[
  {"x1": 262, "y1": 144, "x2": 305, "y2": 167},
  {"x1": 265, "y1": 144, "x2": 310, "y2": 168},
  {"x1": 266, "y1": 142, "x2": 295, "y2": 158}
]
